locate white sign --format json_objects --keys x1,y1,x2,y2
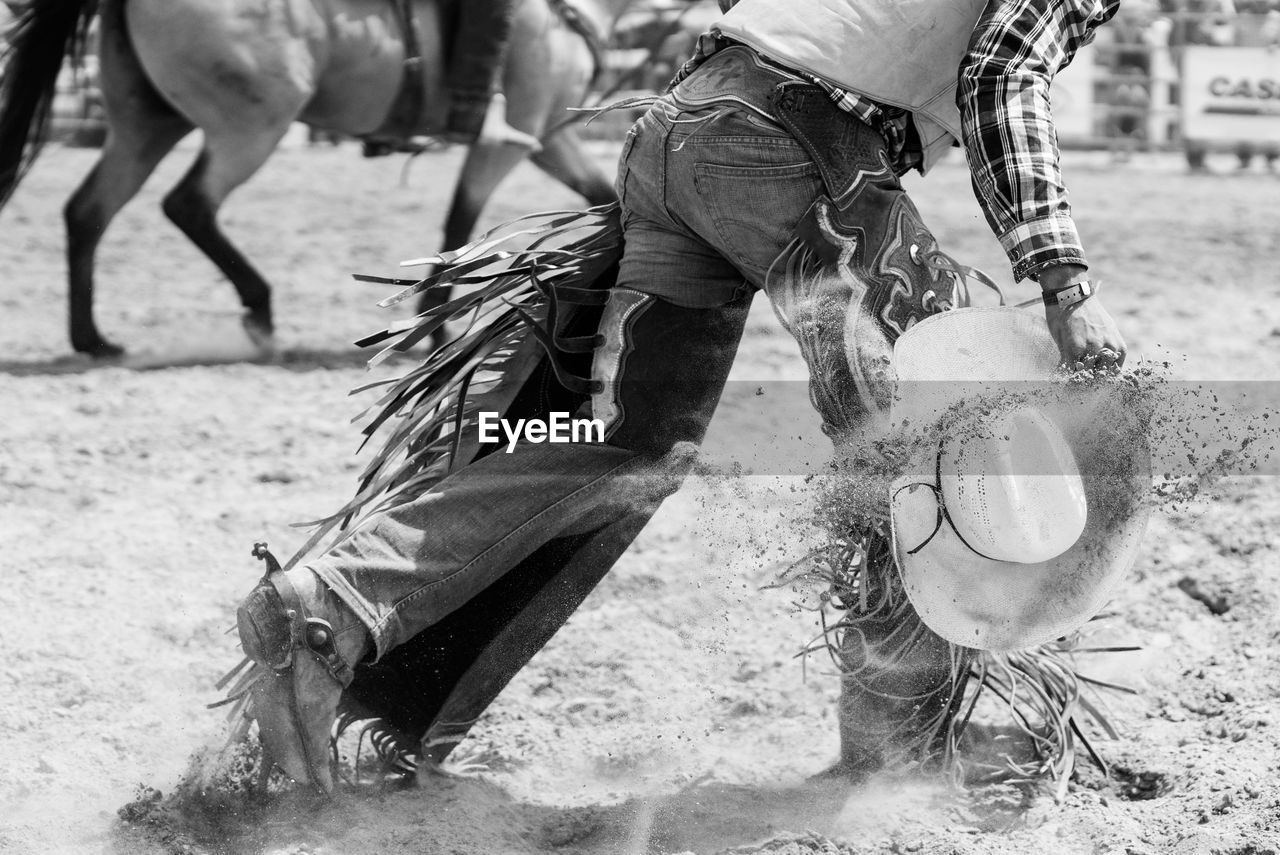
[{"x1": 1182, "y1": 46, "x2": 1280, "y2": 143}]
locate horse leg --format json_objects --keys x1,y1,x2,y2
[
  {"x1": 64, "y1": 0, "x2": 194, "y2": 358},
  {"x1": 64, "y1": 117, "x2": 191, "y2": 357},
  {"x1": 415, "y1": 138, "x2": 532, "y2": 321},
  {"x1": 529, "y1": 128, "x2": 617, "y2": 207},
  {"x1": 161, "y1": 129, "x2": 290, "y2": 351}
]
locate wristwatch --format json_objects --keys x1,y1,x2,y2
[{"x1": 1041, "y1": 280, "x2": 1096, "y2": 309}]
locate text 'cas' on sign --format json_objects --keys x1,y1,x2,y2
[{"x1": 1182, "y1": 46, "x2": 1280, "y2": 142}]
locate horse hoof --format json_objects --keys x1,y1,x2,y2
[
  {"x1": 74, "y1": 338, "x2": 125, "y2": 360},
  {"x1": 242, "y1": 315, "x2": 277, "y2": 355}
]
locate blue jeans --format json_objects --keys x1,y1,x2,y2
[{"x1": 312, "y1": 46, "x2": 920, "y2": 660}]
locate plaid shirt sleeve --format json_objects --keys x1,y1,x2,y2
[{"x1": 958, "y1": 0, "x2": 1120, "y2": 282}]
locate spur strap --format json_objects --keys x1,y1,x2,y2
[{"x1": 252, "y1": 543, "x2": 355, "y2": 688}]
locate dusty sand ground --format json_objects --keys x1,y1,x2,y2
[{"x1": 1, "y1": 136, "x2": 1279, "y2": 855}]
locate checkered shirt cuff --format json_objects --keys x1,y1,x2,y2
[{"x1": 1000, "y1": 213, "x2": 1090, "y2": 282}]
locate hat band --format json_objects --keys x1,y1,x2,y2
[{"x1": 892, "y1": 443, "x2": 1004, "y2": 563}]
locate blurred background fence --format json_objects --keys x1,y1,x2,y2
[{"x1": 595, "y1": 0, "x2": 1280, "y2": 168}]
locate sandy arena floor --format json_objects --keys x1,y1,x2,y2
[{"x1": 1, "y1": 136, "x2": 1279, "y2": 855}]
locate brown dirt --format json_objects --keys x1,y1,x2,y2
[{"x1": 2, "y1": 137, "x2": 1280, "y2": 855}]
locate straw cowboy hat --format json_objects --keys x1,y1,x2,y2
[{"x1": 888, "y1": 307, "x2": 1151, "y2": 651}]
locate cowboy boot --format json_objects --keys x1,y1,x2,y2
[
  {"x1": 237, "y1": 564, "x2": 371, "y2": 793},
  {"x1": 834, "y1": 596, "x2": 967, "y2": 774}
]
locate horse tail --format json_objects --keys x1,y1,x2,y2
[{"x1": 0, "y1": 0, "x2": 100, "y2": 209}]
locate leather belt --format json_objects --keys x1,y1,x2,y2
[{"x1": 669, "y1": 44, "x2": 811, "y2": 122}]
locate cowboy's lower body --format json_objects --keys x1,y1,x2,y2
[{"x1": 241, "y1": 44, "x2": 959, "y2": 787}]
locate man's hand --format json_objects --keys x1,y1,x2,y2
[{"x1": 1038, "y1": 264, "x2": 1126, "y2": 370}]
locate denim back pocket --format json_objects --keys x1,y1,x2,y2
[{"x1": 692, "y1": 153, "x2": 823, "y2": 284}]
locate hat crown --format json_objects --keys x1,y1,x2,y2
[{"x1": 941, "y1": 408, "x2": 1087, "y2": 564}]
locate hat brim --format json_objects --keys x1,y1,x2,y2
[{"x1": 888, "y1": 307, "x2": 1152, "y2": 651}]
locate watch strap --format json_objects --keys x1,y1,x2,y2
[{"x1": 1042, "y1": 280, "x2": 1095, "y2": 309}]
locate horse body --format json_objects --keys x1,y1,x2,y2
[
  {"x1": 130, "y1": 0, "x2": 423, "y2": 138},
  {"x1": 302, "y1": 2, "x2": 417, "y2": 133},
  {"x1": 0, "y1": 0, "x2": 625, "y2": 357}
]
